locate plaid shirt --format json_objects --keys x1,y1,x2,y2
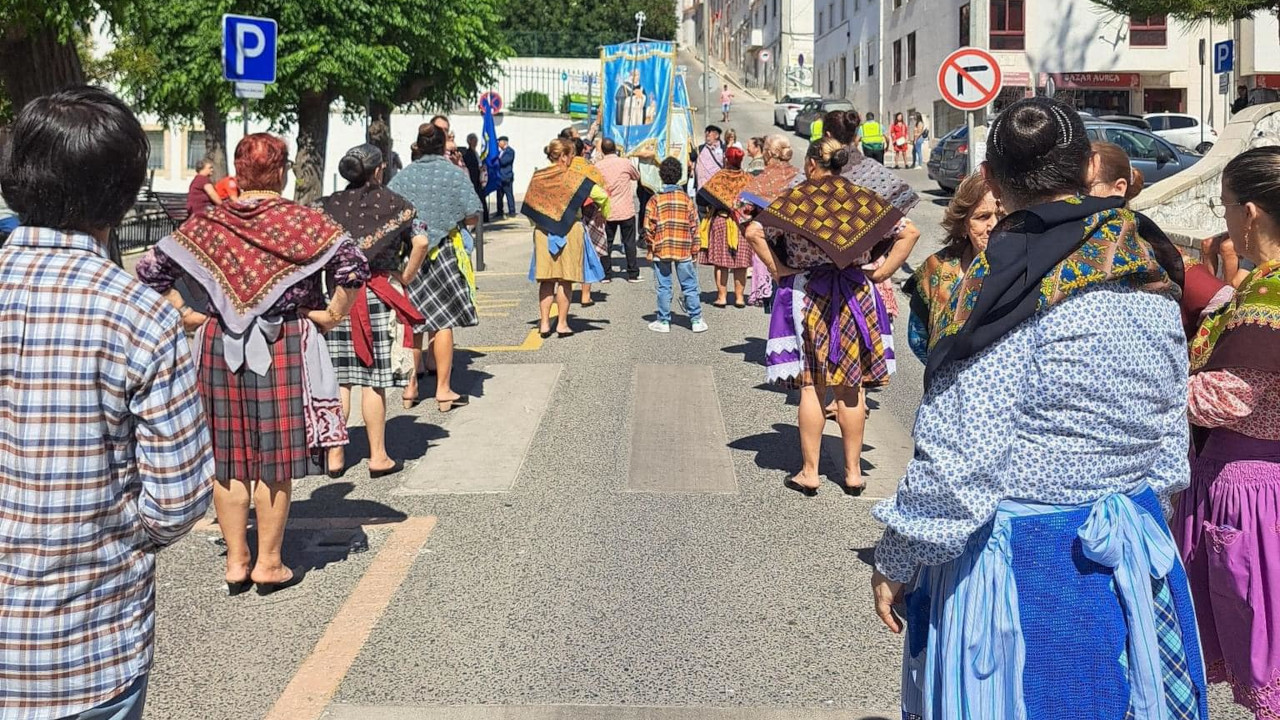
[
  {"x1": 0, "y1": 228, "x2": 213, "y2": 719},
  {"x1": 644, "y1": 189, "x2": 700, "y2": 261}
]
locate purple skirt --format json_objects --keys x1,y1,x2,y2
[{"x1": 1174, "y1": 428, "x2": 1280, "y2": 718}]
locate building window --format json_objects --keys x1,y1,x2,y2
[
  {"x1": 854, "y1": 55, "x2": 861, "y2": 83},
  {"x1": 830, "y1": 0, "x2": 836, "y2": 26},
  {"x1": 145, "y1": 130, "x2": 165, "y2": 171},
  {"x1": 841, "y1": 0, "x2": 847, "y2": 21},
  {"x1": 894, "y1": 0, "x2": 903, "y2": 7},
  {"x1": 855, "y1": 0, "x2": 860, "y2": 11},
  {"x1": 1130, "y1": 14, "x2": 1167, "y2": 47},
  {"x1": 907, "y1": 32, "x2": 917, "y2": 78},
  {"x1": 868, "y1": 39, "x2": 876, "y2": 77},
  {"x1": 818, "y1": 10, "x2": 824, "y2": 33},
  {"x1": 892, "y1": 39, "x2": 903, "y2": 83},
  {"x1": 959, "y1": 4, "x2": 971, "y2": 47},
  {"x1": 187, "y1": 131, "x2": 207, "y2": 170},
  {"x1": 989, "y1": 0, "x2": 1024, "y2": 50}
]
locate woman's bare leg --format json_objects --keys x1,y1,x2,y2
[
  {"x1": 732, "y1": 268, "x2": 747, "y2": 305},
  {"x1": 249, "y1": 479, "x2": 293, "y2": 585},
  {"x1": 404, "y1": 333, "x2": 423, "y2": 407},
  {"x1": 364, "y1": 387, "x2": 394, "y2": 470},
  {"x1": 328, "y1": 386, "x2": 352, "y2": 472},
  {"x1": 581, "y1": 283, "x2": 593, "y2": 305},
  {"x1": 714, "y1": 267, "x2": 728, "y2": 305},
  {"x1": 214, "y1": 478, "x2": 252, "y2": 583},
  {"x1": 555, "y1": 282, "x2": 572, "y2": 334},
  {"x1": 538, "y1": 281, "x2": 554, "y2": 333},
  {"x1": 431, "y1": 328, "x2": 460, "y2": 402},
  {"x1": 833, "y1": 385, "x2": 868, "y2": 489},
  {"x1": 793, "y1": 383, "x2": 825, "y2": 489}
]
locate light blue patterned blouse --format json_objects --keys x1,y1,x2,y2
[{"x1": 873, "y1": 285, "x2": 1190, "y2": 583}]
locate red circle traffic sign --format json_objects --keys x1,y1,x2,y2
[
  {"x1": 478, "y1": 91, "x2": 503, "y2": 114},
  {"x1": 937, "y1": 47, "x2": 1002, "y2": 111}
]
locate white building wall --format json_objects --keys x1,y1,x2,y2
[{"x1": 817, "y1": 0, "x2": 1235, "y2": 139}]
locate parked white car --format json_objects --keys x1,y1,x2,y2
[
  {"x1": 1143, "y1": 113, "x2": 1217, "y2": 154},
  {"x1": 773, "y1": 94, "x2": 820, "y2": 129}
]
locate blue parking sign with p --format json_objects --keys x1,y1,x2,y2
[
  {"x1": 1214, "y1": 40, "x2": 1233, "y2": 75},
  {"x1": 222, "y1": 14, "x2": 278, "y2": 84}
]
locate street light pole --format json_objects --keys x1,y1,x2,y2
[{"x1": 703, "y1": 1, "x2": 712, "y2": 128}]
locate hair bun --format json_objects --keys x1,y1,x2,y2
[
  {"x1": 831, "y1": 148, "x2": 850, "y2": 169},
  {"x1": 337, "y1": 153, "x2": 365, "y2": 183}
]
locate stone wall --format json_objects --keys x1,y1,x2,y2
[{"x1": 1132, "y1": 103, "x2": 1280, "y2": 252}]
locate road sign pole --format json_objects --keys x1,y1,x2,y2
[
  {"x1": 242, "y1": 99, "x2": 249, "y2": 139},
  {"x1": 966, "y1": 111, "x2": 976, "y2": 176}
]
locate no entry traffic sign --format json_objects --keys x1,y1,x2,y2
[{"x1": 937, "y1": 47, "x2": 1002, "y2": 111}]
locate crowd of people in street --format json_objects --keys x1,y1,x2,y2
[{"x1": 3, "y1": 81, "x2": 1280, "y2": 720}]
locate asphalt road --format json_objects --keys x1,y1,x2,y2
[{"x1": 140, "y1": 83, "x2": 1249, "y2": 720}]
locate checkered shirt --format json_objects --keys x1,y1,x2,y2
[
  {"x1": 644, "y1": 190, "x2": 700, "y2": 261},
  {"x1": 0, "y1": 227, "x2": 214, "y2": 719}
]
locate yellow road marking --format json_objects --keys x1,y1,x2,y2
[
  {"x1": 263, "y1": 516, "x2": 438, "y2": 720},
  {"x1": 462, "y1": 306, "x2": 558, "y2": 353}
]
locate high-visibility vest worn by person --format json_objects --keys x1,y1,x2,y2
[
  {"x1": 810, "y1": 117, "x2": 825, "y2": 142},
  {"x1": 861, "y1": 121, "x2": 886, "y2": 150}
]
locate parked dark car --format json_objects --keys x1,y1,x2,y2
[
  {"x1": 1097, "y1": 114, "x2": 1152, "y2": 131},
  {"x1": 927, "y1": 118, "x2": 1200, "y2": 194},
  {"x1": 926, "y1": 126, "x2": 970, "y2": 192},
  {"x1": 793, "y1": 98, "x2": 855, "y2": 138}
]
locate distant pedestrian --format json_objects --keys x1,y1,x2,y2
[
  {"x1": 1177, "y1": 146, "x2": 1280, "y2": 720},
  {"x1": 697, "y1": 146, "x2": 753, "y2": 307},
  {"x1": 911, "y1": 114, "x2": 927, "y2": 169},
  {"x1": 367, "y1": 119, "x2": 404, "y2": 184},
  {"x1": 692, "y1": 124, "x2": 725, "y2": 194},
  {"x1": 645, "y1": 157, "x2": 706, "y2": 333},
  {"x1": 462, "y1": 133, "x2": 489, "y2": 222},
  {"x1": 720, "y1": 84, "x2": 734, "y2": 122},
  {"x1": 523, "y1": 138, "x2": 608, "y2": 337},
  {"x1": 0, "y1": 85, "x2": 214, "y2": 720},
  {"x1": 872, "y1": 97, "x2": 1206, "y2": 719},
  {"x1": 495, "y1": 136, "x2": 516, "y2": 218},
  {"x1": 138, "y1": 132, "x2": 368, "y2": 598},
  {"x1": 858, "y1": 111, "x2": 887, "y2": 164},
  {"x1": 1232, "y1": 84, "x2": 1252, "y2": 115},
  {"x1": 594, "y1": 138, "x2": 643, "y2": 282},
  {"x1": 186, "y1": 156, "x2": 222, "y2": 217},
  {"x1": 890, "y1": 113, "x2": 909, "y2": 168}
]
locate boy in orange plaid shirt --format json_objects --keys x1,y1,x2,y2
[{"x1": 644, "y1": 157, "x2": 706, "y2": 333}]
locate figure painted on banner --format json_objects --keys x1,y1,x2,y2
[
  {"x1": 615, "y1": 68, "x2": 653, "y2": 127},
  {"x1": 871, "y1": 97, "x2": 1207, "y2": 720}
]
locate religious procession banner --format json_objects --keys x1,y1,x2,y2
[
  {"x1": 637, "y1": 69, "x2": 693, "y2": 192},
  {"x1": 600, "y1": 41, "x2": 676, "y2": 156}
]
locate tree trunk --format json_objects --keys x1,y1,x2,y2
[
  {"x1": 0, "y1": 23, "x2": 86, "y2": 113},
  {"x1": 294, "y1": 91, "x2": 331, "y2": 206},
  {"x1": 369, "y1": 99, "x2": 392, "y2": 124},
  {"x1": 200, "y1": 97, "x2": 230, "y2": 180}
]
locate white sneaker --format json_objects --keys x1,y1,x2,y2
[
  {"x1": 648, "y1": 320, "x2": 671, "y2": 333},
  {"x1": 691, "y1": 319, "x2": 709, "y2": 333},
  {"x1": 627, "y1": 275, "x2": 644, "y2": 283}
]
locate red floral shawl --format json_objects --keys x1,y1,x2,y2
[{"x1": 163, "y1": 195, "x2": 347, "y2": 333}]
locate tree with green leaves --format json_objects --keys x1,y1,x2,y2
[
  {"x1": 1091, "y1": 0, "x2": 1280, "y2": 39},
  {"x1": 498, "y1": 0, "x2": 678, "y2": 58},
  {"x1": 111, "y1": 0, "x2": 507, "y2": 203}
]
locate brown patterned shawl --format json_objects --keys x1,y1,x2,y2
[
  {"x1": 164, "y1": 194, "x2": 347, "y2": 333},
  {"x1": 739, "y1": 162, "x2": 800, "y2": 210},
  {"x1": 697, "y1": 168, "x2": 752, "y2": 214},
  {"x1": 521, "y1": 165, "x2": 595, "y2": 237},
  {"x1": 571, "y1": 156, "x2": 606, "y2": 188},
  {"x1": 757, "y1": 175, "x2": 903, "y2": 269}
]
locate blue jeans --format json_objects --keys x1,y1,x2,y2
[
  {"x1": 912, "y1": 137, "x2": 925, "y2": 167},
  {"x1": 63, "y1": 675, "x2": 148, "y2": 720},
  {"x1": 654, "y1": 258, "x2": 702, "y2": 323}
]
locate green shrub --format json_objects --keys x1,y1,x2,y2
[{"x1": 513, "y1": 90, "x2": 554, "y2": 113}]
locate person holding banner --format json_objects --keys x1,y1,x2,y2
[
  {"x1": 697, "y1": 146, "x2": 753, "y2": 308},
  {"x1": 522, "y1": 138, "x2": 609, "y2": 338}
]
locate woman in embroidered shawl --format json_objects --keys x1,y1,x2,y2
[
  {"x1": 741, "y1": 134, "x2": 798, "y2": 309},
  {"x1": 137, "y1": 133, "x2": 370, "y2": 595},
  {"x1": 388, "y1": 122, "x2": 481, "y2": 413},
  {"x1": 904, "y1": 172, "x2": 1001, "y2": 363},
  {"x1": 745, "y1": 138, "x2": 910, "y2": 497},
  {"x1": 699, "y1": 145, "x2": 753, "y2": 307},
  {"x1": 870, "y1": 98, "x2": 1208, "y2": 720},
  {"x1": 569, "y1": 138, "x2": 610, "y2": 307},
  {"x1": 523, "y1": 138, "x2": 609, "y2": 337},
  {"x1": 1175, "y1": 146, "x2": 1280, "y2": 720},
  {"x1": 319, "y1": 144, "x2": 430, "y2": 479}
]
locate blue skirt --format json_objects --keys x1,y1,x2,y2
[{"x1": 901, "y1": 487, "x2": 1209, "y2": 720}]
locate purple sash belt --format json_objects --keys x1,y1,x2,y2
[{"x1": 805, "y1": 264, "x2": 886, "y2": 365}]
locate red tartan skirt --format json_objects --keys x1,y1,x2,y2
[{"x1": 198, "y1": 319, "x2": 310, "y2": 485}]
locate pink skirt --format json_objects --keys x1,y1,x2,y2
[{"x1": 1174, "y1": 428, "x2": 1280, "y2": 718}]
